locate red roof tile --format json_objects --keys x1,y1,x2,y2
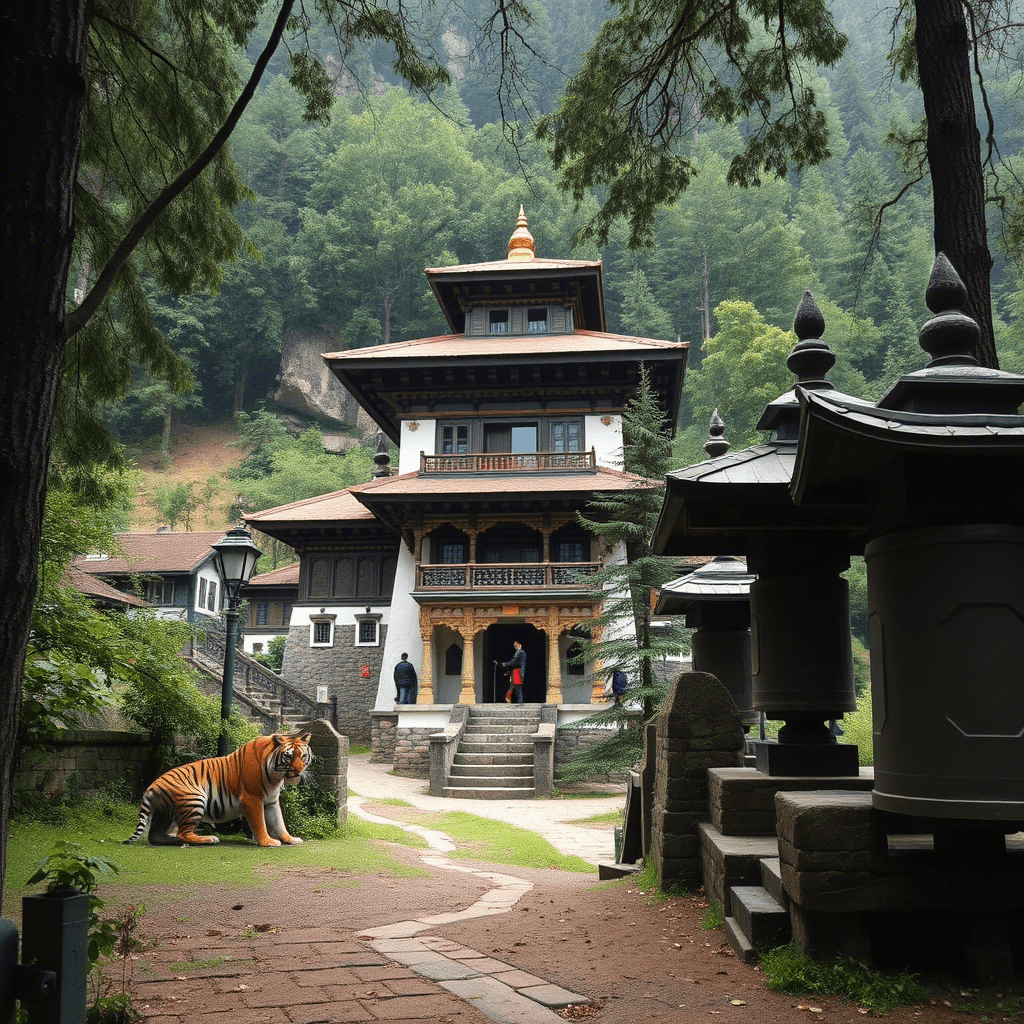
[
  {"x1": 322, "y1": 329, "x2": 684, "y2": 363},
  {"x1": 63, "y1": 567, "x2": 149, "y2": 607},
  {"x1": 245, "y1": 489, "x2": 377, "y2": 525},
  {"x1": 73, "y1": 530, "x2": 226, "y2": 575},
  {"x1": 246, "y1": 562, "x2": 301, "y2": 587}
]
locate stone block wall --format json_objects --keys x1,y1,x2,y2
[
  {"x1": 393, "y1": 726, "x2": 437, "y2": 776},
  {"x1": 370, "y1": 712, "x2": 398, "y2": 763},
  {"x1": 14, "y1": 730, "x2": 154, "y2": 800},
  {"x1": 554, "y1": 719, "x2": 639, "y2": 785},
  {"x1": 294, "y1": 718, "x2": 349, "y2": 829},
  {"x1": 650, "y1": 671, "x2": 745, "y2": 888},
  {"x1": 281, "y1": 623, "x2": 388, "y2": 745}
]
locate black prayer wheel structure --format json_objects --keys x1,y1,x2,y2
[{"x1": 791, "y1": 254, "x2": 1024, "y2": 822}]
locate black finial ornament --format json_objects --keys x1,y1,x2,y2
[
  {"x1": 787, "y1": 291, "x2": 835, "y2": 388},
  {"x1": 704, "y1": 408, "x2": 730, "y2": 459},
  {"x1": 372, "y1": 430, "x2": 391, "y2": 478},
  {"x1": 918, "y1": 252, "x2": 979, "y2": 366}
]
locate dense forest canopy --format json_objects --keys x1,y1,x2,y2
[{"x1": 101, "y1": 0, "x2": 1024, "y2": 462}]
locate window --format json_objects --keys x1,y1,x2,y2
[
  {"x1": 527, "y1": 307, "x2": 548, "y2": 332},
  {"x1": 441, "y1": 424, "x2": 469, "y2": 455},
  {"x1": 252, "y1": 642, "x2": 264, "y2": 654},
  {"x1": 489, "y1": 309, "x2": 509, "y2": 333},
  {"x1": 557, "y1": 540, "x2": 586, "y2": 563},
  {"x1": 207, "y1": 581, "x2": 217, "y2": 611},
  {"x1": 198, "y1": 578, "x2": 207, "y2": 608},
  {"x1": 355, "y1": 615, "x2": 381, "y2": 647},
  {"x1": 255, "y1": 602, "x2": 269, "y2": 625},
  {"x1": 551, "y1": 420, "x2": 582, "y2": 452},
  {"x1": 442, "y1": 542, "x2": 465, "y2": 564},
  {"x1": 147, "y1": 580, "x2": 175, "y2": 604},
  {"x1": 311, "y1": 617, "x2": 334, "y2": 647},
  {"x1": 484, "y1": 423, "x2": 538, "y2": 453}
]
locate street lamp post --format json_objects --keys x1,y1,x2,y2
[{"x1": 211, "y1": 526, "x2": 263, "y2": 756}]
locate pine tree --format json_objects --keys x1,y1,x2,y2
[{"x1": 560, "y1": 365, "x2": 690, "y2": 781}]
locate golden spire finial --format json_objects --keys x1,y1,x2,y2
[{"x1": 507, "y1": 204, "x2": 535, "y2": 260}]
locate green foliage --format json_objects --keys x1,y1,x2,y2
[
  {"x1": 565, "y1": 365, "x2": 690, "y2": 779},
  {"x1": 231, "y1": 415, "x2": 375, "y2": 513},
  {"x1": 700, "y1": 900, "x2": 725, "y2": 931},
  {"x1": 537, "y1": 0, "x2": 847, "y2": 247},
  {"x1": 252, "y1": 635, "x2": 287, "y2": 672},
  {"x1": 27, "y1": 841, "x2": 121, "y2": 966},
  {"x1": 759, "y1": 944, "x2": 930, "y2": 1013},
  {"x1": 150, "y1": 477, "x2": 218, "y2": 531},
  {"x1": 630, "y1": 857, "x2": 691, "y2": 902},
  {"x1": 278, "y1": 774, "x2": 341, "y2": 839}
]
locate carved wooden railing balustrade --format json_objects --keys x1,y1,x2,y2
[
  {"x1": 420, "y1": 449, "x2": 597, "y2": 473},
  {"x1": 416, "y1": 561, "x2": 600, "y2": 590}
]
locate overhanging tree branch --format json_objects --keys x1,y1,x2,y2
[{"x1": 65, "y1": 0, "x2": 295, "y2": 340}]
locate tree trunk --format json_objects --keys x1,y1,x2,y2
[
  {"x1": 0, "y1": 0, "x2": 90, "y2": 907},
  {"x1": 162, "y1": 402, "x2": 174, "y2": 453},
  {"x1": 233, "y1": 352, "x2": 249, "y2": 413},
  {"x1": 381, "y1": 277, "x2": 392, "y2": 346},
  {"x1": 915, "y1": 0, "x2": 997, "y2": 367}
]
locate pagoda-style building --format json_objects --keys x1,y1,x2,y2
[{"x1": 246, "y1": 209, "x2": 687, "y2": 747}]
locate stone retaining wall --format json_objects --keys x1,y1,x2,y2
[
  {"x1": 14, "y1": 730, "x2": 154, "y2": 800},
  {"x1": 370, "y1": 712, "x2": 398, "y2": 763}
]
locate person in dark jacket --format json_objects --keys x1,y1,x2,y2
[
  {"x1": 394, "y1": 654, "x2": 418, "y2": 705},
  {"x1": 501, "y1": 641, "x2": 526, "y2": 704},
  {"x1": 610, "y1": 668, "x2": 628, "y2": 703}
]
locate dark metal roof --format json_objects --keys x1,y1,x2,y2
[{"x1": 655, "y1": 556, "x2": 754, "y2": 614}]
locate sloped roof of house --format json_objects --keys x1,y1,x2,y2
[
  {"x1": 245, "y1": 561, "x2": 301, "y2": 587},
  {"x1": 245, "y1": 488, "x2": 377, "y2": 526},
  {"x1": 347, "y1": 465, "x2": 658, "y2": 503},
  {"x1": 321, "y1": 329, "x2": 682, "y2": 364},
  {"x1": 73, "y1": 530, "x2": 225, "y2": 576},
  {"x1": 63, "y1": 566, "x2": 149, "y2": 607}
]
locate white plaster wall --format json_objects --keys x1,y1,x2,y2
[
  {"x1": 586, "y1": 413, "x2": 624, "y2": 469},
  {"x1": 398, "y1": 417, "x2": 436, "y2": 474},
  {"x1": 194, "y1": 563, "x2": 222, "y2": 617},
  {"x1": 375, "y1": 547, "x2": 422, "y2": 709},
  {"x1": 241, "y1": 632, "x2": 287, "y2": 654},
  {"x1": 289, "y1": 604, "x2": 391, "y2": 631}
]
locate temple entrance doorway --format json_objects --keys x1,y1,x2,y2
[{"x1": 484, "y1": 623, "x2": 546, "y2": 703}]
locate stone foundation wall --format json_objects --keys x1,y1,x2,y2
[
  {"x1": 650, "y1": 671, "x2": 745, "y2": 888},
  {"x1": 370, "y1": 712, "x2": 398, "y2": 763},
  {"x1": 280, "y1": 623, "x2": 388, "y2": 745},
  {"x1": 14, "y1": 730, "x2": 154, "y2": 801},
  {"x1": 393, "y1": 726, "x2": 436, "y2": 776},
  {"x1": 554, "y1": 725, "x2": 634, "y2": 784}
]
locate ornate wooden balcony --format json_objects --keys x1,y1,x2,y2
[
  {"x1": 416, "y1": 560, "x2": 600, "y2": 590},
  {"x1": 420, "y1": 449, "x2": 597, "y2": 473}
]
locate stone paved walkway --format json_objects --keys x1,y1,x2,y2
[{"x1": 132, "y1": 756, "x2": 622, "y2": 1024}]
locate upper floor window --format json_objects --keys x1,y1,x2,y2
[
  {"x1": 442, "y1": 542, "x2": 465, "y2": 564},
  {"x1": 255, "y1": 601, "x2": 269, "y2": 625},
  {"x1": 489, "y1": 309, "x2": 509, "y2": 333},
  {"x1": 441, "y1": 423, "x2": 469, "y2": 455},
  {"x1": 198, "y1": 577, "x2": 208, "y2": 608},
  {"x1": 148, "y1": 580, "x2": 175, "y2": 604},
  {"x1": 527, "y1": 307, "x2": 548, "y2": 332},
  {"x1": 551, "y1": 420, "x2": 582, "y2": 452},
  {"x1": 207, "y1": 581, "x2": 218, "y2": 611}
]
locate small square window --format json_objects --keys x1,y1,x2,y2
[
  {"x1": 356, "y1": 619, "x2": 379, "y2": 646},
  {"x1": 311, "y1": 619, "x2": 334, "y2": 647},
  {"x1": 252, "y1": 642, "x2": 264, "y2": 654},
  {"x1": 527, "y1": 307, "x2": 548, "y2": 332},
  {"x1": 489, "y1": 309, "x2": 509, "y2": 333}
]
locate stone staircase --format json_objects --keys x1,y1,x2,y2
[
  {"x1": 443, "y1": 705, "x2": 542, "y2": 799},
  {"x1": 187, "y1": 634, "x2": 325, "y2": 734}
]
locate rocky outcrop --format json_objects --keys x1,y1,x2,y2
[{"x1": 271, "y1": 329, "x2": 375, "y2": 433}]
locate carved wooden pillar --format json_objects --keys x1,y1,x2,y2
[
  {"x1": 468, "y1": 529, "x2": 478, "y2": 564},
  {"x1": 590, "y1": 620, "x2": 605, "y2": 703},
  {"x1": 458, "y1": 626, "x2": 477, "y2": 704},
  {"x1": 418, "y1": 608, "x2": 433, "y2": 703},
  {"x1": 546, "y1": 607, "x2": 563, "y2": 705}
]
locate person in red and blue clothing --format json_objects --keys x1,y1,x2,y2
[{"x1": 501, "y1": 640, "x2": 526, "y2": 703}]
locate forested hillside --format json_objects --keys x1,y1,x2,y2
[{"x1": 106, "y1": 0, "x2": 1024, "y2": 492}]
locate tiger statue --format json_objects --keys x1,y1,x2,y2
[{"x1": 124, "y1": 732, "x2": 313, "y2": 847}]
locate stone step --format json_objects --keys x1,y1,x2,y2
[
  {"x1": 446, "y1": 774, "x2": 534, "y2": 789},
  {"x1": 723, "y1": 917, "x2": 756, "y2": 963},
  {"x1": 466, "y1": 716, "x2": 541, "y2": 727},
  {"x1": 449, "y1": 763, "x2": 534, "y2": 779},
  {"x1": 760, "y1": 857, "x2": 787, "y2": 909},
  {"x1": 458, "y1": 741, "x2": 533, "y2": 755},
  {"x1": 463, "y1": 728, "x2": 538, "y2": 740},
  {"x1": 454, "y1": 753, "x2": 533, "y2": 766},
  {"x1": 442, "y1": 785, "x2": 537, "y2": 800},
  {"x1": 698, "y1": 823, "x2": 781, "y2": 917},
  {"x1": 730, "y1": 885, "x2": 791, "y2": 951}
]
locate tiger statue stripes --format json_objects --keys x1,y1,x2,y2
[{"x1": 124, "y1": 733, "x2": 313, "y2": 847}]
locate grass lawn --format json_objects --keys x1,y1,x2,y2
[{"x1": 2, "y1": 802, "x2": 428, "y2": 920}]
